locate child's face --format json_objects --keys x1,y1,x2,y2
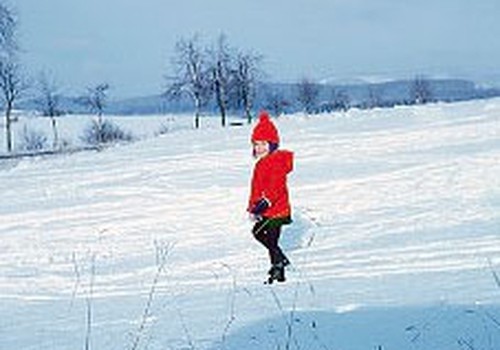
[{"x1": 253, "y1": 140, "x2": 270, "y2": 158}]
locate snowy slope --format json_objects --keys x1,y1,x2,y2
[{"x1": 1, "y1": 99, "x2": 500, "y2": 350}]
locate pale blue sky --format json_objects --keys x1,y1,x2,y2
[{"x1": 16, "y1": 0, "x2": 500, "y2": 98}]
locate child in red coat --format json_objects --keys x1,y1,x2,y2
[{"x1": 248, "y1": 111, "x2": 294, "y2": 283}]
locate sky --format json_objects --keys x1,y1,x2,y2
[{"x1": 15, "y1": 0, "x2": 500, "y2": 98}]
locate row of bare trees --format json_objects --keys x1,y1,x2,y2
[
  {"x1": 166, "y1": 34, "x2": 263, "y2": 128},
  {"x1": 293, "y1": 76, "x2": 434, "y2": 114}
]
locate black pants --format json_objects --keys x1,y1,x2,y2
[{"x1": 252, "y1": 220, "x2": 288, "y2": 265}]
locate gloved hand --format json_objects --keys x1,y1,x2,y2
[{"x1": 250, "y1": 198, "x2": 270, "y2": 216}]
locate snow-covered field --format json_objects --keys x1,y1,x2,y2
[{"x1": 1, "y1": 99, "x2": 500, "y2": 350}]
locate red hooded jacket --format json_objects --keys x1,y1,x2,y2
[{"x1": 248, "y1": 150, "x2": 294, "y2": 219}]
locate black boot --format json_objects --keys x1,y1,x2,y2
[
  {"x1": 276, "y1": 264, "x2": 286, "y2": 282},
  {"x1": 267, "y1": 262, "x2": 286, "y2": 284}
]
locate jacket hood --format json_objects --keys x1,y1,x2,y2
[{"x1": 267, "y1": 150, "x2": 293, "y2": 174}]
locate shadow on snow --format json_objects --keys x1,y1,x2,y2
[{"x1": 209, "y1": 304, "x2": 500, "y2": 350}]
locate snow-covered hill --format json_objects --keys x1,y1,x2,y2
[{"x1": 1, "y1": 99, "x2": 500, "y2": 350}]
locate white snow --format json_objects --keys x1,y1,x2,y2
[{"x1": 1, "y1": 99, "x2": 500, "y2": 350}]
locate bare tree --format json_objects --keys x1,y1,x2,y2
[
  {"x1": 296, "y1": 78, "x2": 320, "y2": 114},
  {"x1": 37, "y1": 71, "x2": 61, "y2": 117},
  {"x1": 410, "y1": 75, "x2": 433, "y2": 105},
  {"x1": 233, "y1": 51, "x2": 262, "y2": 124},
  {"x1": 80, "y1": 83, "x2": 110, "y2": 145},
  {"x1": 0, "y1": 1, "x2": 22, "y2": 153},
  {"x1": 209, "y1": 34, "x2": 233, "y2": 127},
  {"x1": 330, "y1": 88, "x2": 350, "y2": 111},
  {"x1": 82, "y1": 83, "x2": 109, "y2": 119},
  {"x1": 367, "y1": 86, "x2": 383, "y2": 109},
  {"x1": 36, "y1": 71, "x2": 61, "y2": 149},
  {"x1": 265, "y1": 90, "x2": 289, "y2": 118},
  {"x1": 166, "y1": 35, "x2": 211, "y2": 129},
  {"x1": 0, "y1": 57, "x2": 25, "y2": 153}
]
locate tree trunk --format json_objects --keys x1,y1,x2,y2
[
  {"x1": 51, "y1": 116, "x2": 59, "y2": 150},
  {"x1": 245, "y1": 105, "x2": 252, "y2": 124},
  {"x1": 194, "y1": 97, "x2": 200, "y2": 129},
  {"x1": 5, "y1": 102, "x2": 12, "y2": 153},
  {"x1": 216, "y1": 87, "x2": 226, "y2": 127},
  {"x1": 213, "y1": 70, "x2": 227, "y2": 128},
  {"x1": 96, "y1": 112, "x2": 103, "y2": 145},
  {"x1": 244, "y1": 98, "x2": 251, "y2": 124}
]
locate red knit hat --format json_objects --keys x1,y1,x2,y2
[{"x1": 251, "y1": 111, "x2": 280, "y2": 143}]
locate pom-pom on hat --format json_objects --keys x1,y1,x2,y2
[{"x1": 251, "y1": 110, "x2": 280, "y2": 144}]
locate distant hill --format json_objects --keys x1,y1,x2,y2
[
  {"x1": 18, "y1": 78, "x2": 500, "y2": 116},
  {"x1": 259, "y1": 79, "x2": 500, "y2": 110}
]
